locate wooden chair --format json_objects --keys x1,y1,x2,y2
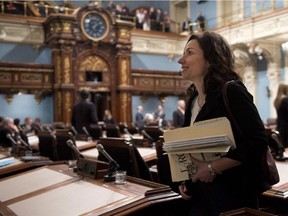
[
  {"x1": 126, "y1": 125, "x2": 139, "y2": 135},
  {"x1": 88, "y1": 124, "x2": 103, "y2": 140},
  {"x1": 97, "y1": 137, "x2": 152, "y2": 181},
  {"x1": 143, "y1": 126, "x2": 164, "y2": 142},
  {"x1": 104, "y1": 124, "x2": 121, "y2": 138},
  {"x1": 55, "y1": 130, "x2": 77, "y2": 160},
  {"x1": 37, "y1": 131, "x2": 58, "y2": 161},
  {"x1": 265, "y1": 129, "x2": 285, "y2": 161},
  {"x1": 155, "y1": 136, "x2": 180, "y2": 192}
]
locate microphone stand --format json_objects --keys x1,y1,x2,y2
[{"x1": 105, "y1": 160, "x2": 120, "y2": 182}]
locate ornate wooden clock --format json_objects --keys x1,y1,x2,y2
[{"x1": 80, "y1": 11, "x2": 109, "y2": 42}]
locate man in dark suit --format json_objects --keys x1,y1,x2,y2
[
  {"x1": 134, "y1": 105, "x2": 144, "y2": 132},
  {"x1": 172, "y1": 100, "x2": 185, "y2": 128},
  {"x1": 71, "y1": 90, "x2": 98, "y2": 134}
]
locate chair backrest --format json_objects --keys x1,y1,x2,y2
[
  {"x1": 155, "y1": 136, "x2": 179, "y2": 192},
  {"x1": 88, "y1": 124, "x2": 103, "y2": 140},
  {"x1": 126, "y1": 125, "x2": 138, "y2": 135},
  {"x1": 37, "y1": 131, "x2": 58, "y2": 161},
  {"x1": 104, "y1": 124, "x2": 121, "y2": 137},
  {"x1": 55, "y1": 130, "x2": 76, "y2": 160},
  {"x1": 97, "y1": 137, "x2": 152, "y2": 181},
  {"x1": 265, "y1": 129, "x2": 285, "y2": 161},
  {"x1": 143, "y1": 126, "x2": 164, "y2": 142}
]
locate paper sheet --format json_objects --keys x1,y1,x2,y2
[
  {"x1": 273, "y1": 162, "x2": 288, "y2": 187},
  {"x1": 9, "y1": 181, "x2": 127, "y2": 216},
  {"x1": 0, "y1": 168, "x2": 73, "y2": 202},
  {"x1": 82, "y1": 148, "x2": 99, "y2": 159}
]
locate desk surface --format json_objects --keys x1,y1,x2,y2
[
  {"x1": 0, "y1": 151, "x2": 53, "y2": 178},
  {"x1": 81, "y1": 146, "x2": 157, "y2": 163},
  {"x1": 263, "y1": 161, "x2": 288, "y2": 199},
  {"x1": 0, "y1": 164, "x2": 180, "y2": 216}
]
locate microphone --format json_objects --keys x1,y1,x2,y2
[
  {"x1": 96, "y1": 143, "x2": 120, "y2": 179},
  {"x1": 6, "y1": 134, "x2": 17, "y2": 146},
  {"x1": 66, "y1": 140, "x2": 84, "y2": 159},
  {"x1": 83, "y1": 126, "x2": 92, "y2": 136},
  {"x1": 271, "y1": 133, "x2": 285, "y2": 161},
  {"x1": 71, "y1": 126, "x2": 78, "y2": 136},
  {"x1": 141, "y1": 130, "x2": 154, "y2": 142},
  {"x1": 97, "y1": 144, "x2": 118, "y2": 165},
  {"x1": 16, "y1": 135, "x2": 32, "y2": 150},
  {"x1": 123, "y1": 128, "x2": 133, "y2": 141}
]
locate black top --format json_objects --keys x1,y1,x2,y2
[
  {"x1": 71, "y1": 100, "x2": 98, "y2": 134},
  {"x1": 183, "y1": 81, "x2": 269, "y2": 194}
]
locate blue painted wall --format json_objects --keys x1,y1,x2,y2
[
  {"x1": 0, "y1": 43, "x2": 51, "y2": 64},
  {"x1": 0, "y1": 94, "x2": 53, "y2": 123},
  {"x1": 131, "y1": 53, "x2": 179, "y2": 71},
  {"x1": 257, "y1": 57, "x2": 269, "y2": 122}
]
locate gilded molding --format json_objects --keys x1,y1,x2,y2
[
  {"x1": 63, "y1": 22, "x2": 71, "y2": 33},
  {"x1": 64, "y1": 56, "x2": 71, "y2": 83},
  {"x1": 120, "y1": 59, "x2": 128, "y2": 86},
  {"x1": 57, "y1": 91, "x2": 62, "y2": 119},
  {"x1": 55, "y1": 56, "x2": 62, "y2": 83},
  {"x1": 65, "y1": 91, "x2": 71, "y2": 112},
  {"x1": 5, "y1": 94, "x2": 14, "y2": 104},
  {"x1": 21, "y1": 74, "x2": 42, "y2": 83},
  {"x1": 0, "y1": 73, "x2": 11, "y2": 81},
  {"x1": 79, "y1": 56, "x2": 108, "y2": 72}
]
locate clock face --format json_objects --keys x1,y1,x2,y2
[{"x1": 81, "y1": 11, "x2": 109, "y2": 41}]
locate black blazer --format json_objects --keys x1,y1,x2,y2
[
  {"x1": 184, "y1": 80, "x2": 269, "y2": 194},
  {"x1": 172, "y1": 109, "x2": 184, "y2": 128},
  {"x1": 71, "y1": 100, "x2": 98, "y2": 134}
]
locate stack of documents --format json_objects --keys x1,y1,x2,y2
[
  {"x1": 164, "y1": 134, "x2": 232, "y2": 153},
  {"x1": 163, "y1": 117, "x2": 235, "y2": 182}
]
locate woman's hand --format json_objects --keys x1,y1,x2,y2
[
  {"x1": 190, "y1": 156, "x2": 216, "y2": 183},
  {"x1": 178, "y1": 183, "x2": 193, "y2": 200}
]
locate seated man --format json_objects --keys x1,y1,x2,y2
[{"x1": 0, "y1": 117, "x2": 20, "y2": 148}]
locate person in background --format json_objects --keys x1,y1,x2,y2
[
  {"x1": 158, "y1": 113, "x2": 168, "y2": 129},
  {"x1": 154, "y1": 104, "x2": 165, "y2": 125},
  {"x1": 134, "y1": 105, "x2": 144, "y2": 132},
  {"x1": 103, "y1": 109, "x2": 115, "y2": 125},
  {"x1": 0, "y1": 117, "x2": 20, "y2": 148},
  {"x1": 177, "y1": 32, "x2": 270, "y2": 215},
  {"x1": 195, "y1": 11, "x2": 206, "y2": 31},
  {"x1": 143, "y1": 113, "x2": 155, "y2": 126},
  {"x1": 172, "y1": 99, "x2": 186, "y2": 128},
  {"x1": 274, "y1": 82, "x2": 288, "y2": 148},
  {"x1": 71, "y1": 90, "x2": 98, "y2": 134},
  {"x1": 121, "y1": 1, "x2": 130, "y2": 17},
  {"x1": 13, "y1": 118, "x2": 22, "y2": 131},
  {"x1": 182, "y1": 17, "x2": 192, "y2": 32},
  {"x1": 21, "y1": 117, "x2": 33, "y2": 133},
  {"x1": 31, "y1": 117, "x2": 43, "y2": 134},
  {"x1": 163, "y1": 11, "x2": 171, "y2": 32}
]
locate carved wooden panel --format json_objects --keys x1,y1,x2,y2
[
  {"x1": 0, "y1": 63, "x2": 54, "y2": 93},
  {"x1": 131, "y1": 69, "x2": 190, "y2": 95}
]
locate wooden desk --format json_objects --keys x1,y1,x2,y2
[
  {"x1": 81, "y1": 146, "x2": 157, "y2": 164},
  {"x1": 0, "y1": 151, "x2": 53, "y2": 178},
  {"x1": 261, "y1": 161, "x2": 288, "y2": 214},
  {"x1": 0, "y1": 164, "x2": 181, "y2": 216}
]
